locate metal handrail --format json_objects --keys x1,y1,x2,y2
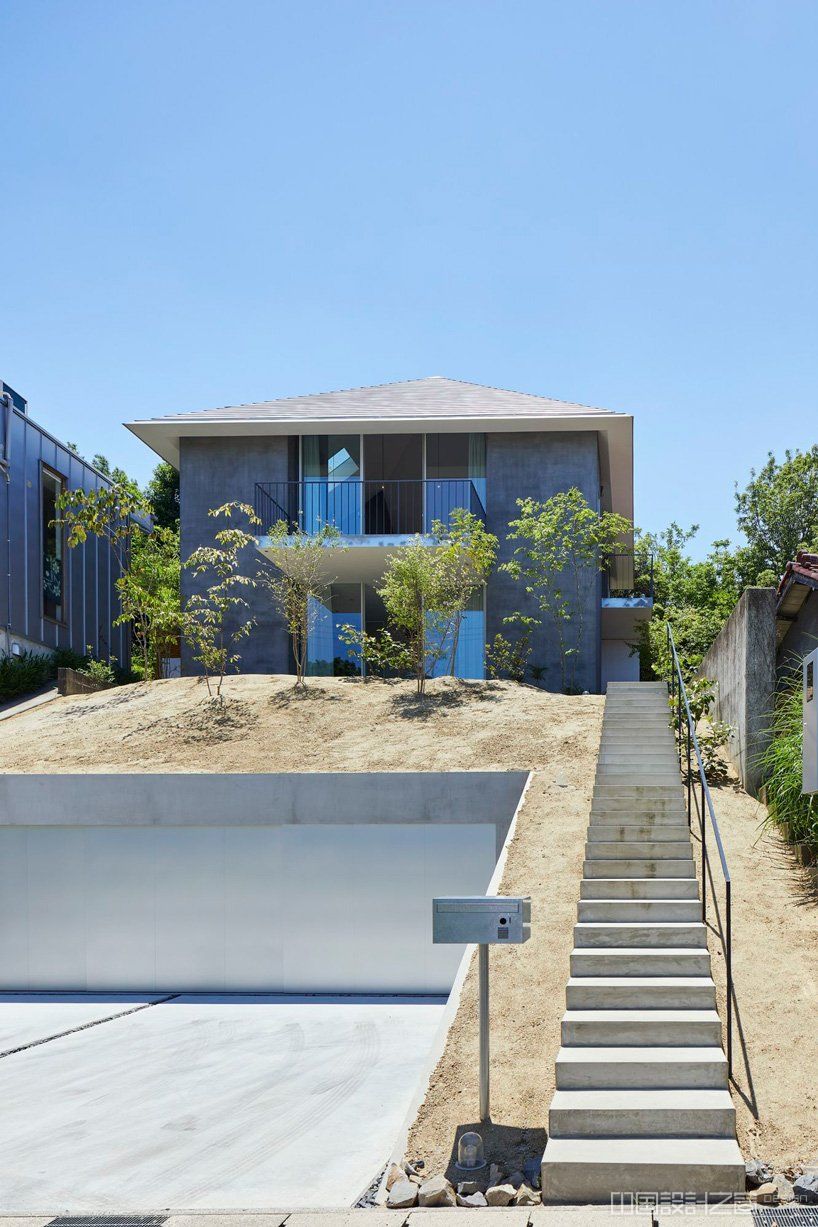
[
  {"x1": 666, "y1": 623, "x2": 733, "y2": 1077},
  {"x1": 253, "y1": 478, "x2": 486, "y2": 536}
]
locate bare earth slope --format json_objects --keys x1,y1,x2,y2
[
  {"x1": 0, "y1": 675, "x2": 599, "y2": 774},
  {"x1": 705, "y1": 776, "x2": 818, "y2": 1171}
]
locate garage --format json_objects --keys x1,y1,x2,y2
[{"x1": 0, "y1": 771, "x2": 527, "y2": 994}]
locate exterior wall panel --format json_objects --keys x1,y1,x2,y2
[
  {"x1": 485, "y1": 430, "x2": 601, "y2": 693},
  {"x1": 179, "y1": 434, "x2": 291, "y2": 673},
  {"x1": 2, "y1": 405, "x2": 127, "y2": 663}
]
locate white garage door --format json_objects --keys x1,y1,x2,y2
[{"x1": 0, "y1": 823, "x2": 495, "y2": 994}]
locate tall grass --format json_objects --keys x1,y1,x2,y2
[{"x1": 758, "y1": 682, "x2": 818, "y2": 853}]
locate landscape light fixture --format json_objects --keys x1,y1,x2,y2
[
  {"x1": 456, "y1": 1131, "x2": 485, "y2": 1171},
  {"x1": 432, "y1": 895, "x2": 531, "y2": 1122}
]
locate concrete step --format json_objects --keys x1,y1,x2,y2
[
  {"x1": 595, "y1": 772, "x2": 683, "y2": 786},
  {"x1": 590, "y1": 800, "x2": 687, "y2": 814},
  {"x1": 540, "y1": 1136, "x2": 745, "y2": 1202},
  {"x1": 585, "y1": 840, "x2": 692, "y2": 860},
  {"x1": 577, "y1": 898, "x2": 702, "y2": 922},
  {"x1": 584, "y1": 858, "x2": 695, "y2": 879},
  {"x1": 566, "y1": 976, "x2": 716, "y2": 1009},
  {"x1": 587, "y1": 823, "x2": 691, "y2": 842},
  {"x1": 548, "y1": 1088, "x2": 737, "y2": 1138},
  {"x1": 554, "y1": 1045, "x2": 729, "y2": 1089},
  {"x1": 580, "y1": 877, "x2": 699, "y2": 899},
  {"x1": 573, "y1": 921, "x2": 707, "y2": 948},
  {"x1": 571, "y1": 946, "x2": 712, "y2": 977},
  {"x1": 593, "y1": 786, "x2": 683, "y2": 799},
  {"x1": 561, "y1": 1008, "x2": 722, "y2": 1047},
  {"x1": 589, "y1": 812, "x2": 690, "y2": 827}
]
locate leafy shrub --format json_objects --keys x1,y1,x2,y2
[
  {"x1": 758, "y1": 682, "x2": 818, "y2": 853},
  {"x1": 0, "y1": 650, "x2": 56, "y2": 702},
  {"x1": 79, "y1": 651, "x2": 119, "y2": 687}
]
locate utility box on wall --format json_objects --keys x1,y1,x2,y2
[{"x1": 804, "y1": 647, "x2": 818, "y2": 795}]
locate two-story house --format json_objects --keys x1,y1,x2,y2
[
  {"x1": 128, "y1": 376, "x2": 649, "y2": 692},
  {"x1": 1, "y1": 381, "x2": 129, "y2": 666}
]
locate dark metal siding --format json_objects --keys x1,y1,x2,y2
[{"x1": 3, "y1": 405, "x2": 128, "y2": 664}]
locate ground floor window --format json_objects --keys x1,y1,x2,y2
[
  {"x1": 306, "y1": 583, "x2": 362, "y2": 676},
  {"x1": 306, "y1": 582, "x2": 485, "y2": 680},
  {"x1": 41, "y1": 466, "x2": 65, "y2": 623}
]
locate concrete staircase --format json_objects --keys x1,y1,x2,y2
[{"x1": 541, "y1": 681, "x2": 744, "y2": 1203}]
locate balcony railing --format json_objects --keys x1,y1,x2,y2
[
  {"x1": 254, "y1": 479, "x2": 486, "y2": 537},
  {"x1": 602, "y1": 553, "x2": 655, "y2": 600}
]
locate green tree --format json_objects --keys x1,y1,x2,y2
[
  {"x1": 257, "y1": 520, "x2": 344, "y2": 687},
  {"x1": 145, "y1": 461, "x2": 180, "y2": 530},
  {"x1": 431, "y1": 509, "x2": 498, "y2": 676},
  {"x1": 735, "y1": 446, "x2": 818, "y2": 583},
  {"x1": 58, "y1": 480, "x2": 159, "y2": 678},
  {"x1": 502, "y1": 488, "x2": 631, "y2": 692},
  {"x1": 376, "y1": 538, "x2": 453, "y2": 695},
  {"x1": 182, "y1": 503, "x2": 258, "y2": 699},
  {"x1": 120, "y1": 526, "x2": 182, "y2": 679}
]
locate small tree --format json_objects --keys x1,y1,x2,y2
[
  {"x1": 182, "y1": 503, "x2": 258, "y2": 699},
  {"x1": 503, "y1": 489, "x2": 631, "y2": 692},
  {"x1": 257, "y1": 520, "x2": 344, "y2": 687},
  {"x1": 431, "y1": 509, "x2": 498, "y2": 676},
  {"x1": 58, "y1": 480, "x2": 159, "y2": 679},
  {"x1": 735, "y1": 446, "x2": 818, "y2": 582},
  {"x1": 118, "y1": 526, "x2": 182, "y2": 679},
  {"x1": 375, "y1": 538, "x2": 454, "y2": 695}
]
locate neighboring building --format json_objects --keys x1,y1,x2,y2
[
  {"x1": 1, "y1": 381, "x2": 128, "y2": 664},
  {"x1": 127, "y1": 376, "x2": 649, "y2": 692},
  {"x1": 775, "y1": 551, "x2": 818, "y2": 676}
]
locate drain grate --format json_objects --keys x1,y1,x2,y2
[
  {"x1": 753, "y1": 1208, "x2": 818, "y2": 1227},
  {"x1": 48, "y1": 1218, "x2": 167, "y2": 1227}
]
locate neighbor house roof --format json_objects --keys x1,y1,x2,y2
[
  {"x1": 775, "y1": 551, "x2": 818, "y2": 646},
  {"x1": 126, "y1": 376, "x2": 634, "y2": 519}
]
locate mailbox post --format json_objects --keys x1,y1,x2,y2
[
  {"x1": 804, "y1": 647, "x2": 818, "y2": 794},
  {"x1": 433, "y1": 896, "x2": 531, "y2": 1123}
]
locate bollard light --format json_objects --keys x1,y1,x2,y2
[{"x1": 457, "y1": 1130, "x2": 485, "y2": 1171}]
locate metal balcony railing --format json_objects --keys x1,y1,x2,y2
[
  {"x1": 253, "y1": 479, "x2": 486, "y2": 536},
  {"x1": 601, "y1": 553, "x2": 655, "y2": 599}
]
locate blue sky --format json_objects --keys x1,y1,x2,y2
[{"x1": 2, "y1": 0, "x2": 817, "y2": 555}]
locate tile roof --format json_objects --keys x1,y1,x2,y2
[{"x1": 141, "y1": 376, "x2": 620, "y2": 424}]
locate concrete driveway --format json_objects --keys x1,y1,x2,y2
[{"x1": 0, "y1": 992, "x2": 446, "y2": 1213}]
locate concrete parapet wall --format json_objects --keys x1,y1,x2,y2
[{"x1": 699, "y1": 587, "x2": 776, "y2": 795}]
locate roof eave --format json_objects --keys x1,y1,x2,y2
[{"x1": 126, "y1": 411, "x2": 634, "y2": 522}]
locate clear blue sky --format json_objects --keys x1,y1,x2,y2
[{"x1": 2, "y1": 1, "x2": 817, "y2": 555}]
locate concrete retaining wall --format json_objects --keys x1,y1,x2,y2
[
  {"x1": 0, "y1": 771, "x2": 528, "y2": 994},
  {"x1": 699, "y1": 587, "x2": 776, "y2": 794}
]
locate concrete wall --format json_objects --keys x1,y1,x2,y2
[
  {"x1": 0, "y1": 771, "x2": 528, "y2": 994},
  {"x1": 778, "y1": 587, "x2": 818, "y2": 677},
  {"x1": 485, "y1": 431, "x2": 601, "y2": 693},
  {"x1": 1, "y1": 404, "x2": 128, "y2": 663},
  {"x1": 179, "y1": 435, "x2": 292, "y2": 673},
  {"x1": 700, "y1": 587, "x2": 776, "y2": 794}
]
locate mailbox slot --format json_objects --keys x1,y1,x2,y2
[{"x1": 433, "y1": 896, "x2": 531, "y2": 945}]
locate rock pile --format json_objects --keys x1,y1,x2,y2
[
  {"x1": 745, "y1": 1157, "x2": 818, "y2": 1206},
  {"x1": 384, "y1": 1158, "x2": 541, "y2": 1209}
]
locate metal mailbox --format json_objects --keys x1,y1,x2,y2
[{"x1": 433, "y1": 896, "x2": 531, "y2": 945}]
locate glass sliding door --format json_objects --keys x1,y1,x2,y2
[
  {"x1": 302, "y1": 435, "x2": 361, "y2": 533},
  {"x1": 427, "y1": 586, "x2": 486, "y2": 680},
  {"x1": 307, "y1": 583, "x2": 362, "y2": 676},
  {"x1": 424, "y1": 433, "x2": 486, "y2": 530},
  {"x1": 363, "y1": 434, "x2": 422, "y2": 534}
]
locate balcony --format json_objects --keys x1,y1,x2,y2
[
  {"x1": 601, "y1": 553, "x2": 654, "y2": 637},
  {"x1": 253, "y1": 479, "x2": 486, "y2": 538}
]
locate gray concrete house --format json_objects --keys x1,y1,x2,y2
[
  {"x1": 1, "y1": 381, "x2": 128, "y2": 664},
  {"x1": 128, "y1": 376, "x2": 648, "y2": 692}
]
